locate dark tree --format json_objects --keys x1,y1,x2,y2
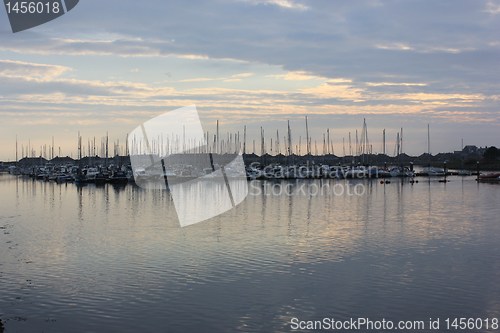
[{"x1": 483, "y1": 146, "x2": 500, "y2": 161}]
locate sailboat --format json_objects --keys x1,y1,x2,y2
[
  {"x1": 457, "y1": 139, "x2": 471, "y2": 176},
  {"x1": 420, "y1": 166, "x2": 446, "y2": 176},
  {"x1": 420, "y1": 124, "x2": 445, "y2": 176},
  {"x1": 388, "y1": 128, "x2": 415, "y2": 177}
]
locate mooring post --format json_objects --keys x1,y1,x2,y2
[{"x1": 444, "y1": 161, "x2": 447, "y2": 181}]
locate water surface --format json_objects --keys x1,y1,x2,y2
[{"x1": 0, "y1": 175, "x2": 499, "y2": 332}]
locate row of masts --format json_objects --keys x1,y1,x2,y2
[
  {"x1": 17, "y1": 133, "x2": 121, "y2": 161},
  {"x1": 14, "y1": 118, "x2": 411, "y2": 161}
]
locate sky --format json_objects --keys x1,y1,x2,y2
[{"x1": 0, "y1": 0, "x2": 499, "y2": 161}]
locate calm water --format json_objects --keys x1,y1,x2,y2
[{"x1": 0, "y1": 174, "x2": 499, "y2": 333}]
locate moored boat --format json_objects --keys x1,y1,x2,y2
[{"x1": 477, "y1": 172, "x2": 500, "y2": 183}]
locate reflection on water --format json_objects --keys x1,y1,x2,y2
[{"x1": 0, "y1": 175, "x2": 499, "y2": 332}]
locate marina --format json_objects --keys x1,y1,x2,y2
[
  {"x1": 1, "y1": 155, "x2": 493, "y2": 184},
  {"x1": 2, "y1": 119, "x2": 497, "y2": 185}
]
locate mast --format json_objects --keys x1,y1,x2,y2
[
  {"x1": 327, "y1": 129, "x2": 330, "y2": 155},
  {"x1": 125, "y1": 133, "x2": 129, "y2": 156},
  {"x1": 105, "y1": 132, "x2": 109, "y2": 167},
  {"x1": 382, "y1": 129, "x2": 386, "y2": 155},
  {"x1": 260, "y1": 127, "x2": 265, "y2": 155},
  {"x1": 216, "y1": 120, "x2": 219, "y2": 154},
  {"x1": 330, "y1": 130, "x2": 334, "y2": 156},
  {"x1": 243, "y1": 125, "x2": 247, "y2": 154},
  {"x1": 348, "y1": 132, "x2": 352, "y2": 156},
  {"x1": 237, "y1": 131, "x2": 240, "y2": 154},
  {"x1": 305, "y1": 116, "x2": 310, "y2": 155},
  {"x1": 427, "y1": 123, "x2": 431, "y2": 155},
  {"x1": 400, "y1": 127, "x2": 403, "y2": 155},
  {"x1": 183, "y1": 125, "x2": 186, "y2": 152},
  {"x1": 276, "y1": 129, "x2": 280, "y2": 155},
  {"x1": 323, "y1": 133, "x2": 326, "y2": 155},
  {"x1": 360, "y1": 118, "x2": 368, "y2": 164},
  {"x1": 365, "y1": 119, "x2": 369, "y2": 164},
  {"x1": 77, "y1": 132, "x2": 81, "y2": 160},
  {"x1": 287, "y1": 120, "x2": 292, "y2": 156},
  {"x1": 355, "y1": 129, "x2": 359, "y2": 157},
  {"x1": 396, "y1": 132, "x2": 400, "y2": 156}
]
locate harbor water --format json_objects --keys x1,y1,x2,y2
[{"x1": 0, "y1": 174, "x2": 499, "y2": 332}]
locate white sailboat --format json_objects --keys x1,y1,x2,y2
[{"x1": 420, "y1": 124, "x2": 446, "y2": 176}]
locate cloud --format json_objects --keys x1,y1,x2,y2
[
  {"x1": 241, "y1": 0, "x2": 308, "y2": 10},
  {"x1": 1, "y1": 1, "x2": 498, "y2": 89},
  {"x1": 375, "y1": 43, "x2": 414, "y2": 52},
  {"x1": 0, "y1": 37, "x2": 166, "y2": 57},
  {"x1": 0, "y1": 59, "x2": 493, "y2": 126},
  {"x1": 231, "y1": 73, "x2": 254, "y2": 79},
  {"x1": 176, "y1": 54, "x2": 210, "y2": 60},
  {"x1": 379, "y1": 92, "x2": 485, "y2": 103},
  {"x1": 268, "y1": 71, "x2": 325, "y2": 81},
  {"x1": 1, "y1": 0, "x2": 499, "y2": 158},
  {"x1": 0, "y1": 60, "x2": 71, "y2": 80},
  {"x1": 366, "y1": 82, "x2": 427, "y2": 87},
  {"x1": 300, "y1": 82, "x2": 365, "y2": 101},
  {"x1": 180, "y1": 77, "x2": 216, "y2": 83},
  {"x1": 180, "y1": 73, "x2": 255, "y2": 83},
  {"x1": 485, "y1": 0, "x2": 500, "y2": 14},
  {"x1": 223, "y1": 73, "x2": 255, "y2": 82},
  {"x1": 374, "y1": 42, "x2": 473, "y2": 54}
]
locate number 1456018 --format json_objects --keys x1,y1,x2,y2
[
  {"x1": 445, "y1": 318, "x2": 498, "y2": 330},
  {"x1": 5, "y1": 1, "x2": 61, "y2": 14}
]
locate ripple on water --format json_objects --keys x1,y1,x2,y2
[{"x1": 0, "y1": 176, "x2": 499, "y2": 332}]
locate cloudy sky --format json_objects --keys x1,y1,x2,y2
[{"x1": 1, "y1": 0, "x2": 499, "y2": 160}]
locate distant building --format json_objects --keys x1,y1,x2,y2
[
  {"x1": 50, "y1": 156, "x2": 76, "y2": 165},
  {"x1": 454, "y1": 145, "x2": 486, "y2": 158},
  {"x1": 18, "y1": 157, "x2": 48, "y2": 167},
  {"x1": 463, "y1": 145, "x2": 480, "y2": 154}
]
